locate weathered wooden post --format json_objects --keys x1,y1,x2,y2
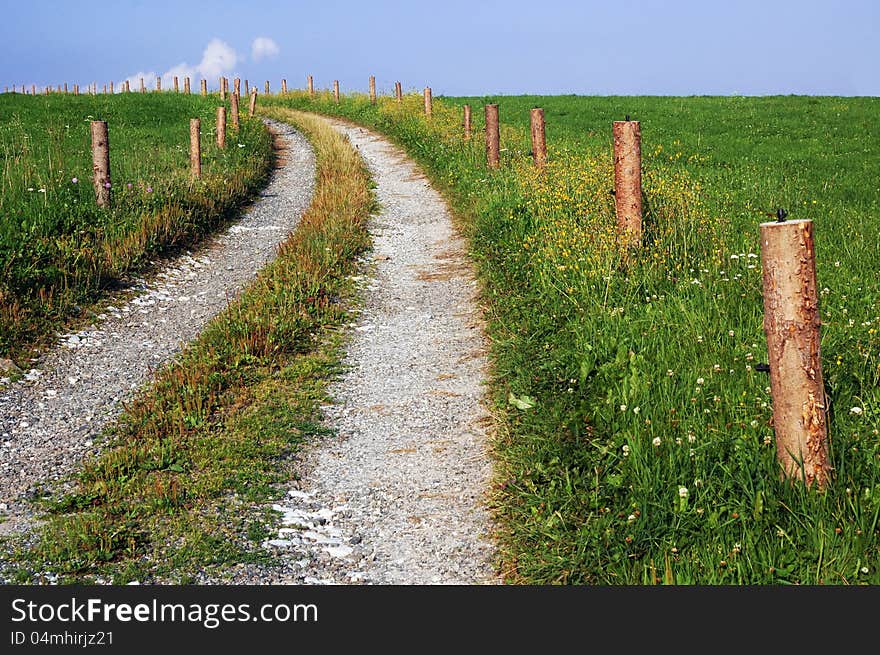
[
  {"x1": 46, "y1": 86, "x2": 52, "y2": 96},
  {"x1": 124, "y1": 81, "x2": 129, "y2": 93},
  {"x1": 281, "y1": 78, "x2": 287, "y2": 94},
  {"x1": 307, "y1": 75, "x2": 314, "y2": 96},
  {"x1": 190, "y1": 118, "x2": 201, "y2": 180},
  {"x1": 234, "y1": 77, "x2": 240, "y2": 97},
  {"x1": 613, "y1": 118, "x2": 643, "y2": 247},
  {"x1": 530, "y1": 107, "x2": 547, "y2": 169},
  {"x1": 424, "y1": 87, "x2": 432, "y2": 117},
  {"x1": 760, "y1": 216, "x2": 831, "y2": 489},
  {"x1": 140, "y1": 77, "x2": 145, "y2": 93},
  {"x1": 109, "y1": 81, "x2": 114, "y2": 94},
  {"x1": 216, "y1": 106, "x2": 226, "y2": 148},
  {"x1": 485, "y1": 103, "x2": 500, "y2": 169},
  {"x1": 74, "y1": 84, "x2": 79, "y2": 96},
  {"x1": 230, "y1": 91, "x2": 240, "y2": 130},
  {"x1": 333, "y1": 80, "x2": 340, "y2": 103},
  {"x1": 244, "y1": 79, "x2": 249, "y2": 96},
  {"x1": 463, "y1": 104, "x2": 472, "y2": 140},
  {"x1": 64, "y1": 82, "x2": 68, "y2": 93},
  {"x1": 90, "y1": 120, "x2": 111, "y2": 207},
  {"x1": 219, "y1": 76, "x2": 225, "y2": 99},
  {"x1": 201, "y1": 79, "x2": 207, "y2": 96},
  {"x1": 173, "y1": 76, "x2": 179, "y2": 92},
  {"x1": 184, "y1": 77, "x2": 190, "y2": 94},
  {"x1": 369, "y1": 75, "x2": 376, "y2": 104},
  {"x1": 265, "y1": 80, "x2": 270, "y2": 95},
  {"x1": 395, "y1": 81, "x2": 402, "y2": 103},
  {"x1": 156, "y1": 76, "x2": 161, "y2": 91},
  {"x1": 248, "y1": 89, "x2": 257, "y2": 117},
  {"x1": 31, "y1": 84, "x2": 36, "y2": 95}
]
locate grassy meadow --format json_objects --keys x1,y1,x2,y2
[
  {"x1": 263, "y1": 89, "x2": 880, "y2": 584},
  {"x1": 0, "y1": 92, "x2": 272, "y2": 360}
]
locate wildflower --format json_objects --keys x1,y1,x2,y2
[
  {"x1": 732, "y1": 543, "x2": 742, "y2": 554},
  {"x1": 237, "y1": 143, "x2": 245, "y2": 148},
  {"x1": 850, "y1": 407, "x2": 863, "y2": 415},
  {"x1": 622, "y1": 445, "x2": 630, "y2": 457},
  {"x1": 103, "y1": 182, "x2": 111, "y2": 189},
  {"x1": 862, "y1": 567, "x2": 870, "y2": 574},
  {"x1": 728, "y1": 330, "x2": 735, "y2": 337},
  {"x1": 666, "y1": 369, "x2": 674, "y2": 377},
  {"x1": 652, "y1": 437, "x2": 661, "y2": 447},
  {"x1": 763, "y1": 435, "x2": 772, "y2": 445},
  {"x1": 71, "y1": 177, "x2": 78, "y2": 184},
  {"x1": 679, "y1": 487, "x2": 689, "y2": 499},
  {"x1": 633, "y1": 406, "x2": 640, "y2": 414},
  {"x1": 38, "y1": 189, "x2": 46, "y2": 193},
  {"x1": 750, "y1": 420, "x2": 759, "y2": 428},
  {"x1": 687, "y1": 433, "x2": 696, "y2": 444},
  {"x1": 127, "y1": 182, "x2": 133, "y2": 188},
  {"x1": 27, "y1": 187, "x2": 34, "y2": 191},
  {"x1": 627, "y1": 514, "x2": 636, "y2": 523},
  {"x1": 620, "y1": 404, "x2": 627, "y2": 412},
  {"x1": 146, "y1": 187, "x2": 153, "y2": 193}
]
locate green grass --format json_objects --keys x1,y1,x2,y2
[
  {"x1": 263, "y1": 90, "x2": 880, "y2": 584},
  {"x1": 0, "y1": 91, "x2": 272, "y2": 361},
  {"x1": 5, "y1": 108, "x2": 375, "y2": 583}
]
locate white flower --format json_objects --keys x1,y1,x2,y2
[
  {"x1": 633, "y1": 406, "x2": 640, "y2": 414},
  {"x1": 678, "y1": 486, "x2": 689, "y2": 499},
  {"x1": 850, "y1": 407, "x2": 863, "y2": 415},
  {"x1": 696, "y1": 377, "x2": 704, "y2": 385},
  {"x1": 627, "y1": 514, "x2": 637, "y2": 523},
  {"x1": 620, "y1": 404, "x2": 627, "y2": 412},
  {"x1": 687, "y1": 433, "x2": 696, "y2": 443},
  {"x1": 622, "y1": 445, "x2": 630, "y2": 457},
  {"x1": 652, "y1": 437, "x2": 662, "y2": 447}
]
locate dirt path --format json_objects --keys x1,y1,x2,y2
[
  {"x1": 210, "y1": 117, "x2": 500, "y2": 585},
  {"x1": 0, "y1": 120, "x2": 315, "y2": 538}
]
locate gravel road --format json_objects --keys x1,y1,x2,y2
[
  {"x1": 0, "y1": 120, "x2": 315, "y2": 538},
  {"x1": 207, "y1": 118, "x2": 500, "y2": 585}
]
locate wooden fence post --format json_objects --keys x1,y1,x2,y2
[
  {"x1": 173, "y1": 76, "x2": 179, "y2": 92},
  {"x1": 395, "y1": 81, "x2": 402, "y2": 103},
  {"x1": 485, "y1": 103, "x2": 500, "y2": 169},
  {"x1": 248, "y1": 89, "x2": 257, "y2": 117},
  {"x1": 140, "y1": 77, "x2": 145, "y2": 93},
  {"x1": 219, "y1": 76, "x2": 225, "y2": 99},
  {"x1": 74, "y1": 84, "x2": 79, "y2": 96},
  {"x1": 333, "y1": 80, "x2": 340, "y2": 103},
  {"x1": 230, "y1": 92, "x2": 240, "y2": 130},
  {"x1": 613, "y1": 118, "x2": 643, "y2": 247},
  {"x1": 109, "y1": 81, "x2": 114, "y2": 94},
  {"x1": 369, "y1": 75, "x2": 376, "y2": 104},
  {"x1": 463, "y1": 104, "x2": 472, "y2": 140},
  {"x1": 190, "y1": 118, "x2": 201, "y2": 179},
  {"x1": 760, "y1": 217, "x2": 831, "y2": 489},
  {"x1": 31, "y1": 84, "x2": 36, "y2": 95},
  {"x1": 156, "y1": 76, "x2": 161, "y2": 91},
  {"x1": 281, "y1": 78, "x2": 287, "y2": 94},
  {"x1": 184, "y1": 77, "x2": 190, "y2": 94},
  {"x1": 64, "y1": 82, "x2": 68, "y2": 93},
  {"x1": 216, "y1": 106, "x2": 226, "y2": 148},
  {"x1": 125, "y1": 80, "x2": 130, "y2": 93},
  {"x1": 530, "y1": 107, "x2": 547, "y2": 169},
  {"x1": 307, "y1": 75, "x2": 314, "y2": 96},
  {"x1": 424, "y1": 87, "x2": 432, "y2": 117},
  {"x1": 265, "y1": 80, "x2": 270, "y2": 95},
  {"x1": 244, "y1": 79, "x2": 249, "y2": 96},
  {"x1": 201, "y1": 79, "x2": 207, "y2": 96},
  {"x1": 90, "y1": 120, "x2": 111, "y2": 207},
  {"x1": 234, "y1": 77, "x2": 240, "y2": 97}
]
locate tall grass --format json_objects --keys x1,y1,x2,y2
[
  {"x1": 0, "y1": 92, "x2": 272, "y2": 360},
  {"x1": 263, "y1": 90, "x2": 880, "y2": 584}
]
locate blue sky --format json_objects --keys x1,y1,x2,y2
[{"x1": 2, "y1": 0, "x2": 878, "y2": 96}]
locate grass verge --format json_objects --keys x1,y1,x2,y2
[{"x1": 5, "y1": 108, "x2": 374, "y2": 583}]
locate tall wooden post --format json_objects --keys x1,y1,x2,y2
[
  {"x1": 244, "y1": 79, "x2": 249, "y2": 96},
  {"x1": 184, "y1": 77, "x2": 190, "y2": 94},
  {"x1": 760, "y1": 218, "x2": 831, "y2": 489},
  {"x1": 140, "y1": 77, "x2": 145, "y2": 93},
  {"x1": 485, "y1": 103, "x2": 500, "y2": 169},
  {"x1": 395, "y1": 81, "x2": 402, "y2": 103},
  {"x1": 190, "y1": 118, "x2": 201, "y2": 180},
  {"x1": 124, "y1": 80, "x2": 129, "y2": 93},
  {"x1": 109, "y1": 81, "x2": 114, "y2": 94},
  {"x1": 201, "y1": 79, "x2": 207, "y2": 96},
  {"x1": 463, "y1": 104, "x2": 472, "y2": 140},
  {"x1": 173, "y1": 76, "x2": 179, "y2": 92},
  {"x1": 613, "y1": 118, "x2": 643, "y2": 246},
  {"x1": 74, "y1": 84, "x2": 79, "y2": 96},
  {"x1": 216, "y1": 106, "x2": 226, "y2": 148},
  {"x1": 307, "y1": 75, "x2": 314, "y2": 96},
  {"x1": 230, "y1": 92, "x2": 240, "y2": 130},
  {"x1": 281, "y1": 78, "x2": 287, "y2": 94},
  {"x1": 64, "y1": 82, "x2": 69, "y2": 93},
  {"x1": 234, "y1": 77, "x2": 240, "y2": 97},
  {"x1": 248, "y1": 89, "x2": 257, "y2": 117},
  {"x1": 369, "y1": 75, "x2": 376, "y2": 104},
  {"x1": 333, "y1": 80, "x2": 340, "y2": 103},
  {"x1": 90, "y1": 121, "x2": 111, "y2": 207},
  {"x1": 219, "y1": 76, "x2": 225, "y2": 99},
  {"x1": 530, "y1": 108, "x2": 547, "y2": 169},
  {"x1": 265, "y1": 80, "x2": 270, "y2": 95},
  {"x1": 31, "y1": 84, "x2": 36, "y2": 95},
  {"x1": 156, "y1": 76, "x2": 161, "y2": 91},
  {"x1": 424, "y1": 87, "x2": 432, "y2": 117}
]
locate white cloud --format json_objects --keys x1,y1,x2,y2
[
  {"x1": 119, "y1": 38, "x2": 238, "y2": 91},
  {"x1": 251, "y1": 37, "x2": 279, "y2": 62}
]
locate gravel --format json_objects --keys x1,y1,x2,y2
[
  {"x1": 204, "y1": 118, "x2": 500, "y2": 585},
  {"x1": 0, "y1": 119, "x2": 315, "y2": 539}
]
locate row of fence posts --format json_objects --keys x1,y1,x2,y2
[{"x1": 5, "y1": 72, "x2": 832, "y2": 490}]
